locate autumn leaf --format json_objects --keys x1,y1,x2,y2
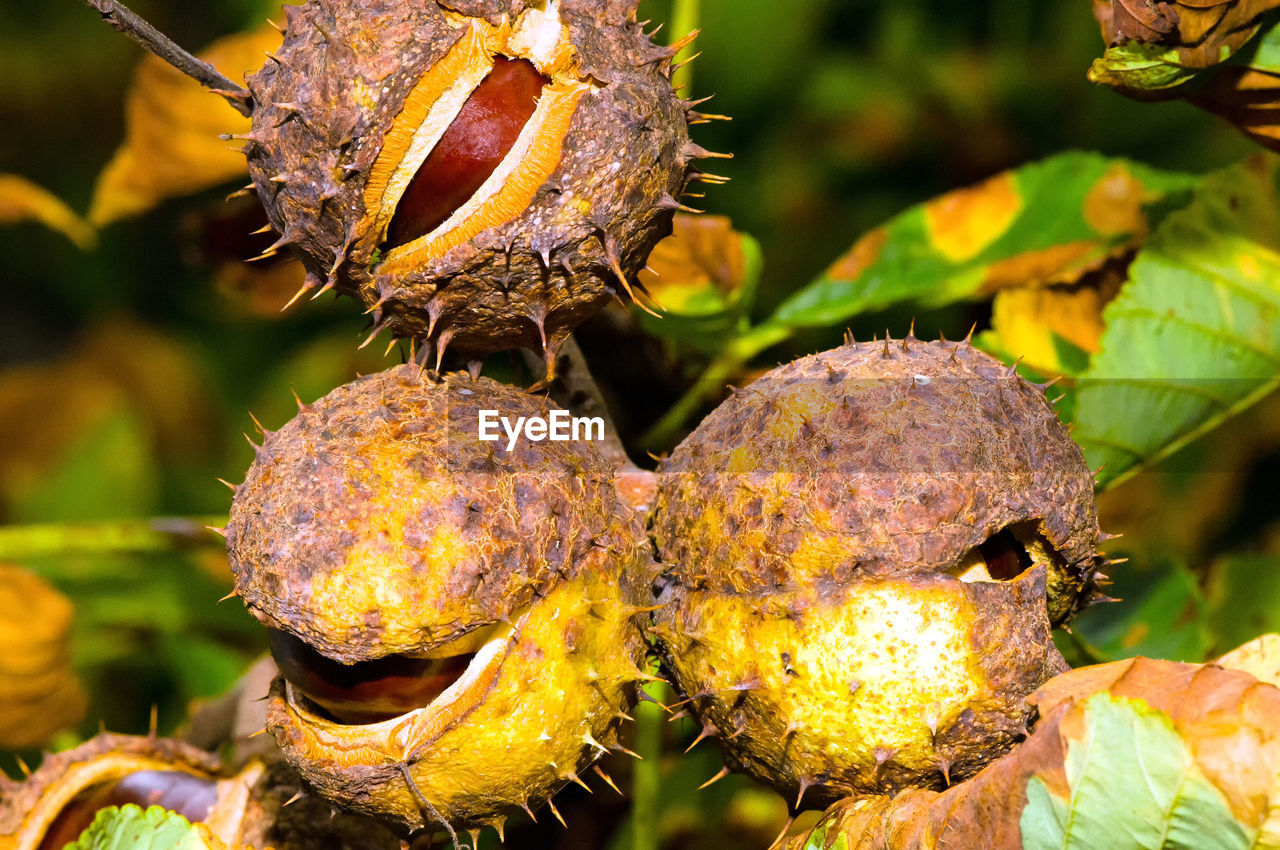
[
  {"x1": 1092, "y1": 0, "x2": 1280, "y2": 67},
  {"x1": 0, "y1": 174, "x2": 95, "y2": 249},
  {"x1": 89, "y1": 21, "x2": 283, "y2": 227},
  {"x1": 787, "y1": 656, "x2": 1280, "y2": 849},
  {"x1": 0, "y1": 564, "x2": 86, "y2": 749},
  {"x1": 634, "y1": 213, "x2": 763, "y2": 351},
  {"x1": 638, "y1": 213, "x2": 756, "y2": 316}
]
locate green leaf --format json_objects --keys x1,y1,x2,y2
[
  {"x1": 66, "y1": 804, "x2": 215, "y2": 850},
  {"x1": 1019, "y1": 693, "x2": 1253, "y2": 850},
  {"x1": 1070, "y1": 561, "x2": 1211, "y2": 663},
  {"x1": 1073, "y1": 157, "x2": 1280, "y2": 489},
  {"x1": 1087, "y1": 41, "x2": 1205, "y2": 94},
  {"x1": 766, "y1": 152, "x2": 1197, "y2": 330},
  {"x1": 802, "y1": 818, "x2": 849, "y2": 850}
]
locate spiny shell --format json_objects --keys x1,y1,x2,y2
[
  {"x1": 0, "y1": 732, "x2": 410, "y2": 849},
  {"x1": 225, "y1": 365, "x2": 656, "y2": 831},
  {"x1": 649, "y1": 338, "x2": 1102, "y2": 808},
  {"x1": 244, "y1": 0, "x2": 710, "y2": 362}
]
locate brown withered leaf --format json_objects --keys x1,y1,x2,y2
[
  {"x1": 0, "y1": 174, "x2": 95, "y2": 249},
  {"x1": 89, "y1": 22, "x2": 283, "y2": 227},
  {"x1": 789, "y1": 656, "x2": 1280, "y2": 849},
  {"x1": 1189, "y1": 66, "x2": 1280, "y2": 152},
  {"x1": 1094, "y1": 0, "x2": 1280, "y2": 67}
]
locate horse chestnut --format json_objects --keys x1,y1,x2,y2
[
  {"x1": 649, "y1": 337, "x2": 1104, "y2": 809},
  {"x1": 242, "y1": 0, "x2": 721, "y2": 366},
  {"x1": 225, "y1": 365, "x2": 656, "y2": 834}
]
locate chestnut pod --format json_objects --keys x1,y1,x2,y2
[
  {"x1": 225, "y1": 365, "x2": 656, "y2": 834},
  {"x1": 649, "y1": 337, "x2": 1104, "y2": 808},
  {"x1": 243, "y1": 0, "x2": 724, "y2": 364}
]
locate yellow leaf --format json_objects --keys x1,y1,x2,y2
[
  {"x1": 637, "y1": 213, "x2": 749, "y2": 315},
  {"x1": 924, "y1": 172, "x2": 1021, "y2": 262},
  {"x1": 990, "y1": 286, "x2": 1107, "y2": 375},
  {"x1": 89, "y1": 22, "x2": 283, "y2": 227},
  {"x1": 0, "y1": 174, "x2": 95, "y2": 249},
  {"x1": 1217, "y1": 634, "x2": 1280, "y2": 688}
]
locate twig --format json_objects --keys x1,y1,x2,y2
[
  {"x1": 78, "y1": 0, "x2": 253, "y2": 117},
  {"x1": 0, "y1": 515, "x2": 228, "y2": 561}
]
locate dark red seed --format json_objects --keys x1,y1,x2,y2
[
  {"x1": 267, "y1": 629, "x2": 474, "y2": 725},
  {"x1": 978, "y1": 529, "x2": 1032, "y2": 581},
  {"x1": 38, "y1": 771, "x2": 217, "y2": 850},
  {"x1": 385, "y1": 57, "x2": 549, "y2": 249}
]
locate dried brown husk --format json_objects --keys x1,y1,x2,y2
[
  {"x1": 650, "y1": 338, "x2": 1102, "y2": 808},
  {"x1": 243, "y1": 0, "x2": 712, "y2": 364},
  {"x1": 226, "y1": 365, "x2": 657, "y2": 831},
  {"x1": 0, "y1": 732, "x2": 414, "y2": 849}
]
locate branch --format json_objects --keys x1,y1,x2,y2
[{"x1": 78, "y1": 0, "x2": 253, "y2": 117}]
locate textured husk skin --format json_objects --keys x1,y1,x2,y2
[
  {"x1": 227, "y1": 365, "x2": 648, "y2": 662},
  {"x1": 226, "y1": 364, "x2": 655, "y2": 830},
  {"x1": 650, "y1": 338, "x2": 1101, "y2": 808},
  {"x1": 267, "y1": 566, "x2": 645, "y2": 831},
  {"x1": 244, "y1": 0, "x2": 692, "y2": 357}
]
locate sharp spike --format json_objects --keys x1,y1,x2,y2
[
  {"x1": 592, "y1": 765, "x2": 622, "y2": 795},
  {"x1": 520, "y1": 800, "x2": 537, "y2": 823},
  {"x1": 546, "y1": 798, "x2": 567, "y2": 829},
  {"x1": 282, "y1": 789, "x2": 306, "y2": 807},
  {"x1": 612, "y1": 742, "x2": 642, "y2": 760},
  {"x1": 565, "y1": 771, "x2": 592, "y2": 793},
  {"x1": 216, "y1": 477, "x2": 238, "y2": 493},
  {"x1": 15, "y1": 755, "x2": 31, "y2": 777},
  {"x1": 217, "y1": 590, "x2": 240, "y2": 604},
  {"x1": 281, "y1": 273, "x2": 321, "y2": 311},
  {"x1": 684, "y1": 721, "x2": 718, "y2": 753},
  {"x1": 435, "y1": 329, "x2": 455, "y2": 373},
  {"x1": 206, "y1": 525, "x2": 227, "y2": 538},
  {"x1": 794, "y1": 776, "x2": 812, "y2": 810},
  {"x1": 698, "y1": 766, "x2": 731, "y2": 790}
]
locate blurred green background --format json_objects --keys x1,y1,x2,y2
[{"x1": 1, "y1": 1, "x2": 1277, "y2": 847}]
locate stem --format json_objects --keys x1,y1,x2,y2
[
  {"x1": 78, "y1": 0, "x2": 252, "y2": 116},
  {"x1": 0, "y1": 516, "x2": 228, "y2": 561},
  {"x1": 631, "y1": 680, "x2": 668, "y2": 850},
  {"x1": 639, "y1": 324, "x2": 792, "y2": 449},
  {"x1": 669, "y1": 0, "x2": 701, "y2": 95}
]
